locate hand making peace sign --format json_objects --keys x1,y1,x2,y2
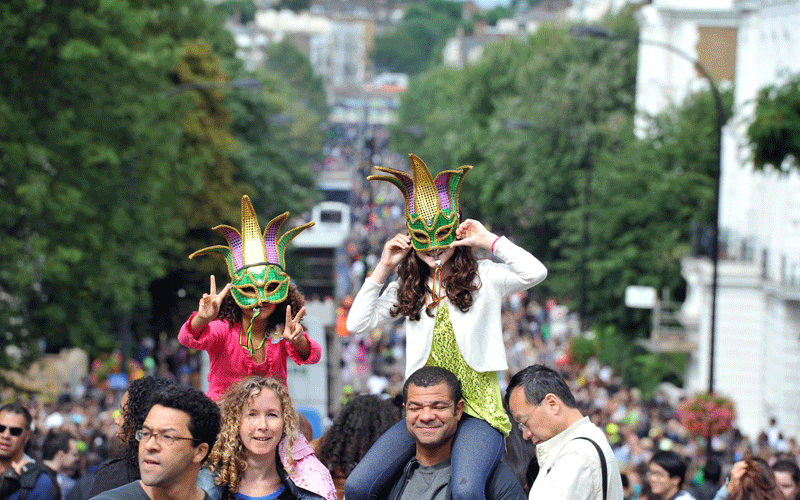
[
  {"x1": 197, "y1": 275, "x2": 231, "y2": 323},
  {"x1": 282, "y1": 305, "x2": 309, "y2": 353}
]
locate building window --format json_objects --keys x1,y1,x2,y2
[{"x1": 696, "y1": 26, "x2": 737, "y2": 82}]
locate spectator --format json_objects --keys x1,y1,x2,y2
[
  {"x1": 648, "y1": 450, "x2": 696, "y2": 500},
  {"x1": 0, "y1": 402, "x2": 59, "y2": 500},
  {"x1": 314, "y1": 394, "x2": 402, "y2": 499},
  {"x1": 206, "y1": 376, "x2": 335, "y2": 500},
  {"x1": 771, "y1": 459, "x2": 800, "y2": 500},
  {"x1": 42, "y1": 431, "x2": 79, "y2": 496},
  {"x1": 88, "y1": 376, "x2": 174, "y2": 498},
  {"x1": 89, "y1": 384, "x2": 220, "y2": 500},
  {"x1": 691, "y1": 458, "x2": 722, "y2": 500},
  {"x1": 506, "y1": 364, "x2": 624, "y2": 499},
  {"x1": 384, "y1": 367, "x2": 526, "y2": 500},
  {"x1": 714, "y1": 458, "x2": 782, "y2": 500}
]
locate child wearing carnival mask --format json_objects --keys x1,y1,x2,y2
[
  {"x1": 179, "y1": 195, "x2": 336, "y2": 500},
  {"x1": 345, "y1": 155, "x2": 548, "y2": 500}
]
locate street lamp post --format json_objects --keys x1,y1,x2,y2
[{"x1": 570, "y1": 25, "x2": 726, "y2": 395}]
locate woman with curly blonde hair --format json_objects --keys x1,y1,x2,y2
[{"x1": 207, "y1": 377, "x2": 335, "y2": 500}]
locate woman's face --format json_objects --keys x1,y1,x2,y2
[
  {"x1": 239, "y1": 388, "x2": 284, "y2": 457},
  {"x1": 415, "y1": 246, "x2": 455, "y2": 271}
]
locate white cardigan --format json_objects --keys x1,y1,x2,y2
[{"x1": 346, "y1": 237, "x2": 547, "y2": 377}]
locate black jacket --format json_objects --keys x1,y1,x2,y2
[
  {"x1": 219, "y1": 458, "x2": 323, "y2": 500},
  {"x1": 87, "y1": 458, "x2": 137, "y2": 499},
  {"x1": 385, "y1": 458, "x2": 526, "y2": 500}
]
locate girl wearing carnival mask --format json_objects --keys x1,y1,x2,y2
[
  {"x1": 179, "y1": 196, "x2": 336, "y2": 500},
  {"x1": 344, "y1": 155, "x2": 548, "y2": 500},
  {"x1": 178, "y1": 196, "x2": 322, "y2": 401}
]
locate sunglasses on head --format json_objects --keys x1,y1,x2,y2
[{"x1": 0, "y1": 424, "x2": 25, "y2": 436}]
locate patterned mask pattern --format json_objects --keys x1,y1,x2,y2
[
  {"x1": 369, "y1": 154, "x2": 472, "y2": 252},
  {"x1": 189, "y1": 196, "x2": 314, "y2": 309}
]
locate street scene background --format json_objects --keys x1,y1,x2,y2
[{"x1": 3, "y1": 0, "x2": 800, "y2": 498}]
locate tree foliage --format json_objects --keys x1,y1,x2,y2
[
  {"x1": 747, "y1": 73, "x2": 800, "y2": 170},
  {"x1": 214, "y1": 0, "x2": 258, "y2": 24},
  {"x1": 373, "y1": 0, "x2": 463, "y2": 75},
  {"x1": 389, "y1": 8, "x2": 730, "y2": 389},
  {"x1": 264, "y1": 41, "x2": 329, "y2": 119},
  {"x1": 0, "y1": 0, "x2": 322, "y2": 371},
  {"x1": 273, "y1": 0, "x2": 311, "y2": 12}
]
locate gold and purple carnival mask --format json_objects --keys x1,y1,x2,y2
[
  {"x1": 189, "y1": 196, "x2": 314, "y2": 309},
  {"x1": 369, "y1": 154, "x2": 472, "y2": 252}
]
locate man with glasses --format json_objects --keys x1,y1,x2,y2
[
  {"x1": 0, "y1": 402, "x2": 59, "y2": 500},
  {"x1": 90, "y1": 385, "x2": 220, "y2": 500},
  {"x1": 506, "y1": 365, "x2": 623, "y2": 500}
]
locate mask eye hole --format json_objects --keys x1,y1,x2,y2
[
  {"x1": 265, "y1": 282, "x2": 280, "y2": 294},
  {"x1": 239, "y1": 286, "x2": 257, "y2": 297},
  {"x1": 411, "y1": 231, "x2": 428, "y2": 241},
  {"x1": 435, "y1": 227, "x2": 451, "y2": 240}
]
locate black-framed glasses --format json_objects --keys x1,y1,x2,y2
[
  {"x1": 0, "y1": 425, "x2": 25, "y2": 436},
  {"x1": 135, "y1": 429, "x2": 195, "y2": 446}
]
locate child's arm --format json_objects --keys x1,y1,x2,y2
[
  {"x1": 452, "y1": 219, "x2": 547, "y2": 295},
  {"x1": 189, "y1": 275, "x2": 231, "y2": 333},
  {"x1": 346, "y1": 234, "x2": 410, "y2": 335},
  {"x1": 283, "y1": 305, "x2": 316, "y2": 361},
  {"x1": 179, "y1": 275, "x2": 231, "y2": 349}
]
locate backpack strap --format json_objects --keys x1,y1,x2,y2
[
  {"x1": 571, "y1": 437, "x2": 607, "y2": 500},
  {"x1": 19, "y1": 462, "x2": 60, "y2": 500}
]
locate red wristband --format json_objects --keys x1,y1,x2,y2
[{"x1": 491, "y1": 236, "x2": 502, "y2": 253}]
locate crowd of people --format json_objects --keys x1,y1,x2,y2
[{"x1": 2, "y1": 143, "x2": 799, "y2": 500}]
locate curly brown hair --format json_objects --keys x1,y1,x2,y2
[
  {"x1": 391, "y1": 246, "x2": 480, "y2": 321},
  {"x1": 316, "y1": 395, "x2": 402, "y2": 477},
  {"x1": 217, "y1": 284, "x2": 307, "y2": 330},
  {"x1": 731, "y1": 457, "x2": 783, "y2": 500},
  {"x1": 119, "y1": 376, "x2": 174, "y2": 473},
  {"x1": 207, "y1": 377, "x2": 300, "y2": 493}
]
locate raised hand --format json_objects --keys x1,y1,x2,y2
[
  {"x1": 451, "y1": 219, "x2": 497, "y2": 250},
  {"x1": 282, "y1": 305, "x2": 308, "y2": 348},
  {"x1": 380, "y1": 233, "x2": 413, "y2": 269},
  {"x1": 197, "y1": 275, "x2": 231, "y2": 322},
  {"x1": 369, "y1": 233, "x2": 413, "y2": 285}
]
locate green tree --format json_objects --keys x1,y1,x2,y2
[
  {"x1": 149, "y1": 44, "x2": 324, "y2": 344},
  {"x1": 273, "y1": 0, "x2": 311, "y2": 12},
  {"x1": 747, "y1": 73, "x2": 800, "y2": 170},
  {"x1": 0, "y1": 0, "x2": 320, "y2": 372},
  {"x1": 0, "y1": 0, "x2": 232, "y2": 368},
  {"x1": 264, "y1": 41, "x2": 329, "y2": 119},
  {"x1": 389, "y1": 8, "x2": 732, "y2": 390},
  {"x1": 373, "y1": 0, "x2": 462, "y2": 74},
  {"x1": 214, "y1": 0, "x2": 257, "y2": 24},
  {"x1": 392, "y1": 11, "x2": 639, "y2": 265},
  {"x1": 474, "y1": 6, "x2": 513, "y2": 26}
]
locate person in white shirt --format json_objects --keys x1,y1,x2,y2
[{"x1": 506, "y1": 364, "x2": 624, "y2": 500}]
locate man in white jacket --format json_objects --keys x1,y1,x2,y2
[{"x1": 506, "y1": 365, "x2": 624, "y2": 500}]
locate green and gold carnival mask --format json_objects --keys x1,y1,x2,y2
[
  {"x1": 189, "y1": 196, "x2": 314, "y2": 309},
  {"x1": 369, "y1": 154, "x2": 471, "y2": 252}
]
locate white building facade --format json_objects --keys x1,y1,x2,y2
[
  {"x1": 636, "y1": 0, "x2": 800, "y2": 440},
  {"x1": 252, "y1": 9, "x2": 371, "y2": 92}
]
